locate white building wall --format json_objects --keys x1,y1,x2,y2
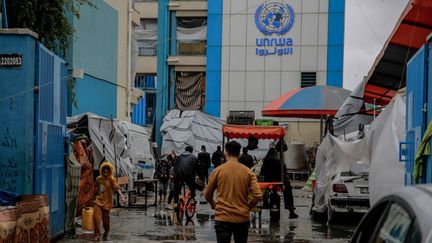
[{"x1": 220, "y1": 0, "x2": 329, "y2": 120}]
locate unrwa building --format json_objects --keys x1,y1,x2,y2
[{"x1": 154, "y1": 0, "x2": 345, "y2": 145}]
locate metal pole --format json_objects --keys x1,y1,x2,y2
[
  {"x1": 127, "y1": 0, "x2": 132, "y2": 119},
  {"x1": 373, "y1": 98, "x2": 376, "y2": 119},
  {"x1": 222, "y1": 134, "x2": 225, "y2": 152},
  {"x1": 280, "y1": 136, "x2": 284, "y2": 182},
  {"x1": 1, "y1": 0, "x2": 8, "y2": 28},
  {"x1": 320, "y1": 115, "x2": 323, "y2": 142}
]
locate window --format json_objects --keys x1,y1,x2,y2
[
  {"x1": 352, "y1": 201, "x2": 388, "y2": 243},
  {"x1": 374, "y1": 203, "x2": 414, "y2": 243},
  {"x1": 301, "y1": 72, "x2": 316, "y2": 88},
  {"x1": 135, "y1": 74, "x2": 157, "y2": 90},
  {"x1": 136, "y1": 19, "x2": 158, "y2": 31},
  {"x1": 176, "y1": 17, "x2": 207, "y2": 56},
  {"x1": 145, "y1": 93, "x2": 156, "y2": 125},
  {"x1": 135, "y1": 19, "x2": 157, "y2": 56},
  {"x1": 137, "y1": 40, "x2": 157, "y2": 56}
]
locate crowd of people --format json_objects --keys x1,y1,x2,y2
[{"x1": 91, "y1": 141, "x2": 297, "y2": 242}]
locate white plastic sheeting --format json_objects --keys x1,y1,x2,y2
[
  {"x1": 68, "y1": 113, "x2": 155, "y2": 179},
  {"x1": 333, "y1": 78, "x2": 374, "y2": 135},
  {"x1": 160, "y1": 110, "x2": 223, "y2": 155},
  {"x1": 313, "y1": 132, "x2": 371, "y2": 213},
  {"x1": 313, "y1": 95, "x2": 406, "y2": 211},
  {"x1": 135, "y1": 30, "x2": 158, "y2": 40},
  {"x1": 368, "y1": 95, "x2": 405, "y2": 205},
  {"x1": 176, "y1": 26, "x2": 207, "y2": 43}
]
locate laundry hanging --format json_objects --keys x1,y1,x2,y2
[{"x1": 175, "y1": 73, "x2": 204, "y2": 111}]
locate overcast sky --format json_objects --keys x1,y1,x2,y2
[{"x1": 343, "y1": 0, "x2": 409, "y2": 90}]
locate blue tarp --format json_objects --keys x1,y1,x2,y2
[{"x1": 0, "y1": 190, "x2": 20, "y2": 206}]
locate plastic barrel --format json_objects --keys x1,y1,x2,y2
[
  {"x1": 82, "y1": 207, "x2": 94, "y2": 231},
  {"x1": 285, "y1": 142, "x2": 306, "y2": 170}
]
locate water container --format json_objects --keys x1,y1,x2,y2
[
  {"x1": 82, "y1": 207, "x2": 94, "y2": 231},
  {"x1": 285, "y1": 142, "x2": 306, "y2": 169}
]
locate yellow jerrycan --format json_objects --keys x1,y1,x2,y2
[{"x1": 82, "y1": 207, "x2": 94, "y2": 231}]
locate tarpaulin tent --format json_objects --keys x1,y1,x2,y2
[
  {"x1": 68, "y1": 113, "x2": 155, "y2": 178},
  {"x1": 160, "y1": 110, "x2": 223, "y2": 155},
  {"x1": 333, "y1": 79, "x2": 375, "y2": 135},
  {"x1": 313, "y1": 95, "x2": 406, "y2": 211}
]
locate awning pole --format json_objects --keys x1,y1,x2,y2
[
  {"x1": 279, "y1": 136, "x2": 284, "y2": 182},
  {"x1": 320, "y1": 115, "x2": 324, "y2": 142},
  {"x1": 374, "y1": 98, "x2": 376, "y2": 119}
]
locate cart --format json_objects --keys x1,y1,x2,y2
[{"x1": 222, "y1": 124, "x2": 286, "y2": 222}]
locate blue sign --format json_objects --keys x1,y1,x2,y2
[
  {"x1": 254, "y1": 2, "x2": 295, "y2": 56},
  {"x1": 255, "y1": 2, "x2": 295, "y2": 36}
]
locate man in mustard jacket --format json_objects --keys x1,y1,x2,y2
[{"x1": 205, "y1": 141, "x2": 263, "y2": 243}]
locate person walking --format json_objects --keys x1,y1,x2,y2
[
  {"x1": 211, "y1": 145, "x2": 224, "y2": 168},
  {"x1": 92, "y1": 162, "x2": 126, "y2": 241},
  {"x1": 166, "y1": 164, "x2": 176, "y2": 209},
  {"x1": 155, "y1": 156, "x2": 171, "y2": 206},
  {"x1": 260, "y1": 147, "x2": 298, "y2": 219},
  {"x1": 205, "y1": 141, "x2": 263, "y2": 243},
  {"x1": 238, "y1": 147, "x2": 254, "y2": 169},
  {"x1": 197, "y1": 145, "x2": 211, "y2": 183},
  {"x1": 173, "y1": 145, "x2": 200, "y2": 205}
]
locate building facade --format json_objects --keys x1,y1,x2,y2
[
  {"x1": 154, "y1": 0, "x2": 345, "y2": 145},
  {"x1": 65, "y1": 0, "x2": 119, "y2": 118},
  {"x1": 106, "y1": 0, "x2": 141, "y2": 121},
  {"x1": 132, "y1": 0, "x2": 159, "y2": 126}
]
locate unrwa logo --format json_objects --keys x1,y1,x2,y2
[{"x1": 255, "y1": 2, "x2": 295, "y2": 36}]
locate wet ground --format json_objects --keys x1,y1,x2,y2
[{"x1": 60, "y1": 182, "x2": 357, "y2": 243}]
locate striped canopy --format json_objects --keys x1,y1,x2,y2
[{"x1": 262, "y1": 85, "x2": 351, "y2": 118}]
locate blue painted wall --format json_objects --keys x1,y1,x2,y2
[
  {"x1": 327, "y1": 0, "x2": 345, "y2": 88},
  {"x1": 205, "y1": 0, "x2": 223, "y2": 117},
  {"x1": 66, "y1": 0, "x2": 118, "y2": 118},
  {"x1": 0, "y1": 33, "x2": 37, "y2": 194},
  {"x1": 406, "y1": 43, "x2": 431, "y2": 184},
  {"x1": 132, "y1": 96, "x2": 147, "y2": 126},
  {"x1": 71, "y1": 74, "x2": 118, "y2": 118},
  {"x1": 156, "y1": 0, "x2": 170, "y2": 147}
]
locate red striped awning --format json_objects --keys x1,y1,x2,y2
[
  {"x1": 222, "y1": 125, "x2": 285, "y2": 140},
  {"x1": 364, "y1": 0, "x2": 432, "y2": 105}
]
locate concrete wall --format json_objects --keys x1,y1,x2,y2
[
  {"x1": 137, "y1": 56, "x2": 157, "y2": 73},
  {"x1": 284, "y1": 121, "x2": 321, "y2": 147},
  {"x1": 106, "y1": 0, "x2": 129, "y2": 121},
  {"x1": 66, "y1": 0, "x2": 118, "y2": 118},
  {"x1": 135, "y1": 1, "x2": 158, "y2": 18}
]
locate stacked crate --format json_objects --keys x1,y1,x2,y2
[{"x1": 227, "y1": 111, "x2": 255, "y2": 125}]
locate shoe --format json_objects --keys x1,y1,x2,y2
[
  {"x1": 102, "y1": 232, "x2": 109, "y2": 241},
  {"x1": 289, "y1": 212, "x2": 299, "y2": 219}
]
